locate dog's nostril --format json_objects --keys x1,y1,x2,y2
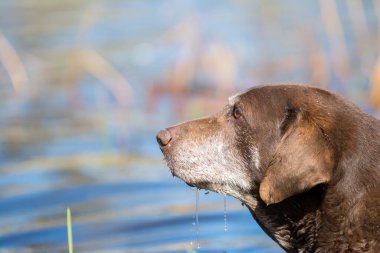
[{"x1": 156, "y1": 129, "x2": 172, "y2": 147}]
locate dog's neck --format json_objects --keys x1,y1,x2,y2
[{"x1": 243, "y1": 186, "x2": 325, "y2": 252}]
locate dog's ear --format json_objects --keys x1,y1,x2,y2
[{"x1": 259, "y1": 107, "x2": 334, "y2": 205}]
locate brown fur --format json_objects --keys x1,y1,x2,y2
[{"x1": 157, "y1": 84, "x2": 380, "y2": 252}]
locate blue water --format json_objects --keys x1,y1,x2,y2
[{"x1": 0, "y1": 161, "x2": 281, "y2": 252}]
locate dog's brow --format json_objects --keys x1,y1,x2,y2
[{"x1": 228, "y1": 93, "x2": 240, "y2": 106}]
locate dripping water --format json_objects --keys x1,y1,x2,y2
[
  {"x1": 223, "y1": 194, "x2": 228, "y2": 232},
  {"x1": 196, "y1": 188, "x2": 200, "y2": 248},
  {"x1": 191, "y1": 188, "x2": 200, "y2": 249}
]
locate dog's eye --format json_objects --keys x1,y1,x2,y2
[{"x1": 232, "y1": 105, "x2": 242, "y2": 119}]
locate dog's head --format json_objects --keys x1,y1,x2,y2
[{"x1": 157, "y1": 85, "x2": 339, "y2": 206}]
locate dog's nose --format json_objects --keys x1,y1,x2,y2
[{"x1": 157, "y1": 128, "x2": 173, "y2": 147}]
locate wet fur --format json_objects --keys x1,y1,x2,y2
[{"x1": 158, "y1": 84, "x2": 380, "y2": 252}]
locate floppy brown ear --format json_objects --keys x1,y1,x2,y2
[{"x1": 259, "y1": 116, "x2": 334, "y2": 205}]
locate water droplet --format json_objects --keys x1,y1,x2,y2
[{"x1": 224, "y1": 194, "x2": 228, "y2": 232}]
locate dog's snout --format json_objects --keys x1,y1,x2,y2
[{"x1": 157, "y1": 128, "x2": 173, "y2": 147}]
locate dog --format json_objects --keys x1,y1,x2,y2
[{"x1": 157, "y1": 84, "x2": 380, "y2": 252}]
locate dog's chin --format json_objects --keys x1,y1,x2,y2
[
  {"x1": 166, "y1": 161, "x2": 256, "y2": 203},
  {"x1": 185, "y1": 181, "x2": 229, "y2": 194},
  {"x1": 173, "y1": 174, "x2": 211, "y2": 190},
  {"x1": 170, "y1": 169, "x2": 227, "y2": 193},
  {"x1": 170, "y1": 168, "x2": 258, "y2": 207},
  {"x1": 177, "y1": 176, "x2": 245, "y2": 197}
]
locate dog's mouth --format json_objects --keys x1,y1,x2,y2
[{"x1": 185, "y1": 182, "x2": 196, "y2": 188}]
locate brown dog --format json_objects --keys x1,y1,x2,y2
[{"x1": 157, "y1": 84, "x2": 380, "y2": 252}]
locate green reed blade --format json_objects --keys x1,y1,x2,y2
[{"x1": 67, "y1": 208, "x2": 73, "y2": 253}]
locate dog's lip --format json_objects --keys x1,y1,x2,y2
[
  {"x1": 167, "y1": 165, "x2": 225, "y2": 191},
  {"x1": 186, "y1": 182, "x2": 196, "y2": 188},
  {"x1": 185, "y1": 180, "x2": 212, "y2": 190},
  {"x1": 158, "y1": 143, "x2": 173, "y2": 152},
  {"x1": 169, "y1": 167, "x2": 176, "y2": 177}
]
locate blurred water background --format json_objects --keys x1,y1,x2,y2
[{"x1": 0, "y1": 1, "x2": 380, "y2": 252}]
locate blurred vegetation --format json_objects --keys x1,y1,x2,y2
[{"x1": 0, "y1": 1, "x2": 379, "y2": 113}]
